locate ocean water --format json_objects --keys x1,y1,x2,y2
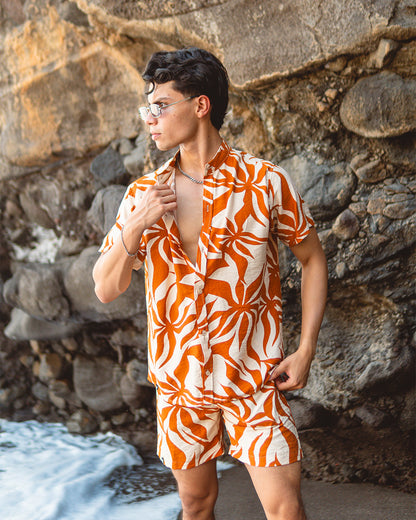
[{"x1": 0, "y1": 420, "x2": 184, "y2": 520}]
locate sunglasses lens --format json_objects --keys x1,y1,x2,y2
[
  {"x1": 149, "y1": 104, "x2": 161, "y2": 117},
  {"x1": 138, "y1": 107, "x2": 148, "y2": 120}
]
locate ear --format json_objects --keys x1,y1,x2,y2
[{"x1": 195, "y1": 95, "x2": 211, "y2": 119}]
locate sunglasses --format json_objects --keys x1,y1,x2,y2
[{"x1": 138, "y1": 95, "x2": 198, "y2": 121}]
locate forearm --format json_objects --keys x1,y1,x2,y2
[{"x1": 93, "y1": 222, "x2": 144, "y2": 303}]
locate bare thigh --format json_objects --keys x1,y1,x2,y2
[{"x1": 245, "y1": 461, "x2": 306, "y2": 520}]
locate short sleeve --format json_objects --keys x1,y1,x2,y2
[
  {"x1": 98, "y1": 183, "x2": 146, "y2": 267},
  {"x1": 268, "y1": 165, "x2": 314, "y2": 247}
]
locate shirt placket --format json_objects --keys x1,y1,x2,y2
[{"x1": 194, "y1": 165, "x2": 215, "y2": 396}]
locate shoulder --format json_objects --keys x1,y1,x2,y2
[
  {"x1": 226, "y1": 147, "x2": 294, "y2": 187},
  {"x1": 225, "y1": 147, "x2": 275, "y2": 176}
]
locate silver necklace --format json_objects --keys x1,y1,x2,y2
[{"x1": 177, "y1": 161, "x2": 204, "y2": 184}]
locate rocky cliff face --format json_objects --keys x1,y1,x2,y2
[{"x1": 0, "y1": 0, "x2": 415, "y2": 490}]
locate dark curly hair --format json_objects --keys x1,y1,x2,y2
[{"x1": 142, "y1": 47, "x2": 229, "y2": 130}]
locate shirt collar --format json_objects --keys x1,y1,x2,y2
[{"x1": 156, "y1": 140, "x2": 231, "y2": 183}]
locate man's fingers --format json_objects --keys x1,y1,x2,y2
[{"x1": 269, "y1": 364, "x2": 289, "y2": 383}]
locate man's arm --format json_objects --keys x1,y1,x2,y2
[
  {"x1": 270, "y1": 227, "x2": 328, "y2": 391},
  {"x1": 93, "y1": 184, "x2": 176, "y2": 303}
]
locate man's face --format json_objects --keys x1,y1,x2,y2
[{"x1": 143, "y1": 81, "x2": 198, "y2": 151}]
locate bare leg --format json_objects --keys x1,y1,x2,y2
[
  {"x1": 173, "y1": 459, "x2": 218, "y2": 520},
  {"x1": 245, "y1": 461, "x2": 306, "y2": 520}
]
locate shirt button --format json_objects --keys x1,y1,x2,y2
[
  {"x1": 195, "y1": 281, "x2": 204, "y2": 294},
  {"x1": 205, "y1": 369, "x2": 211, "y2": 376}
]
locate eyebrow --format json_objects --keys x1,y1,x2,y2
[{"x1": 149, "y1": 96, "x2": 172, "y2": 104}]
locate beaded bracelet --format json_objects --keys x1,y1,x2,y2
[{"x1": 121, "y1": 225, "x2": 139, "y2": 257}]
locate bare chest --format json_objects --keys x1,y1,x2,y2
[{"x1": 174, "y1": 176, "x2": 203, "y2": 265}]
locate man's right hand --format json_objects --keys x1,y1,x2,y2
[
  {"x1": 136, "y1": 183, "x2": 177, "y2": 231},
  {"x1": 93, "y1": 183, "x2": 176, "y2": 303}
]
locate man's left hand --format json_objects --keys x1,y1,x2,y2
[{"x1": 269, "y1": 349, "x2": 314, "y2": 391}]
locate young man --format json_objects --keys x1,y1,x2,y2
[{"x1": 93, "y1": 47, "x2": 327, "y2": 520}]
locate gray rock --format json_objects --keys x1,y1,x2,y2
[
  {"x1": 332, "y1": 209, "x2": 360, "y2": 240},
  {"x1": 66, "y1": 410, "x2": 98, "y2": 434},
  {"x1": 57, "y1": 236, "x2": 85, "y2": 258},
  {"x1": 88, "y1": 185, "x2": 126, "y2": 236},
  {"x1": 383, "y1": 198, "x2": 416, "y2": 219},
  {"x1": 128, "y1": 430, "x2": 157, "y2": 452},
  {"x1": 120, "y1": 374, "x2": 146, "y2": 409},
  {"x1": 114, "y1": 138, "x2": 134, "y2": 156},
  {"x1": 275, "y1": 112, "x2": 312, "y2": 145},
  {"x1": 123, "y1": 136, "x2": 147, "y2": 176},
  {"x1": 280, "y1": 155, "x2": 355, "y2": 220},
  {"x1": 18, "y1": 178, "x2": 65, "y2": 229},
  {"x1": 367, "y1": 39, "x2": 400, "y2": 69},
  {"x1": 57, "y1": 1, "x2": 90, "y2": 27},
  {"x1": 340, "y1": 72, "x2": 416, "y2": 138},
  {"x1": 399, "y1": 387, "x2": 416, "y2": 432},
  {"x1": 32, "y1": 381, "x2": 49, "y2": 402},
  {"x1": 318, "y1": 229, "x2": 338, "y2": 259},
  {"x1": 49, "y1": 389, "x2": 66, "y2": 410},
  {"x1": 3, "y1": 264, "x2": 70, "y2": 321},
  {"x1": 354, "y1": 346, "x2": 414, "y2": 394},
  {"x1": 73, "y1": 355, "x2": 124, "y2": 412},
  {"x1": 335, "y1": 262, "x2": 348, "y2": 279},
  {"x1": 126, "y1": 359, "x2": 153, "y2": 387},
  {"x1": 4, "y1": 308, "x2": 81, "y2": 341},
  {"x1": 289, "y1": 397, "x2": 329, "y2": 430},
  {"x1": 354, "y1": 404, "x2": 389, "y2": 428},
  {"x1": 79, "y1": 0, "x2": 407, "y2": 88},
  {"x1": 19, "y1": 189, "x2": 55, "y2": 229},
  {"x1": 379, "y1": 133, "x2": 416, "y2": 170},
  {"x1": 38, "y1": 353, "x2": 64, "y2": 383},
  {"x1": 298, "y1": 293, "x2": 414, "y2": 410},
  {"x1": 63, "y1": 246, "x2": 146, "y2": 322},
  {"x1": 353, "y1": 159, "x2": 387, "y2": 184},
  {"x1": 0, "y1": 387, "x2": 22, "y2": 411},
  {"x1": 90, "y1": 146, "x2": 129, "y2": 187}
]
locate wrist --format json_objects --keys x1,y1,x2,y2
[
  {"x1": 120, "y1": 222, "x2": 142, "y2": 257},
  {"x1": 297, "y1": 339, "x2": 317, "y2": 359}
]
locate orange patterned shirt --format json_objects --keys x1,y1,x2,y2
[{"x1": 100, "y1": 141, "x2": 314, "y2": 405}]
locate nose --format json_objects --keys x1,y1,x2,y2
[{"x1": 145, "y1": 112, "x2": 157, "y2": 125}]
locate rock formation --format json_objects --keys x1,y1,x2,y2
[{"x1": 0, "y1": 0, "x2": 414, "y2": 490}]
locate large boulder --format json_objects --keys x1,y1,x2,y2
[
  {"x1": 340, "y1": 72, "x2": 416, "y2": 138},
  {"x1": 75, "y1": 0, "x2": 416, "y2": 88},
  {"x1": 3, "y1": 263, "x2": 71, "y2": 321},
  {"x1": 63, "y1": 246, "x2": 146, "y2": 322},
  {"x1": 73, "y1": 355, "x2": 124, "y2": 412},
  {"x1": 4, "y1": 308, "x2": 82, "y2": 341},
  {"x1": 0, "y1": 7, "x2": 143, "y2": 169},
  {"x1": 88, "y1": 185, "x2": 126, "y2": 236},
  {"x1": 299, "y1": 290, "x2": 415, "y2": 410},
  {"x1": 280, "y1": 155, "x2": 356, "y2": 220}
]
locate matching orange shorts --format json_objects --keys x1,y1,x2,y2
[{"x1": 156, "y1": 382, "x2": 302, "y2": 470}]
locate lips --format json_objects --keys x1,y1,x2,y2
[{"x1": 151, "y1": 133, "x2": 161, "y2": 140}]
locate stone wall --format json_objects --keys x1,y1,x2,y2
[{"x1": 0, "y1": 0, "x2": 415, "y2": 488}]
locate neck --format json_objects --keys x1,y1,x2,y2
[{"x1": 178, "y1": 127, "x2": 222, "y2": 177}]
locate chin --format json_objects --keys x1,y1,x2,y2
[{"x1": 156, "y1": 141, "x2": 178, "y2": 152}]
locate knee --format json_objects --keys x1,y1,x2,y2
[
  {"x1": 265, "y1": 497, "x2": 306, "y2": 520},
  {"x1": 179, "y1": 484, "x2": 218, "y2": 518}
]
